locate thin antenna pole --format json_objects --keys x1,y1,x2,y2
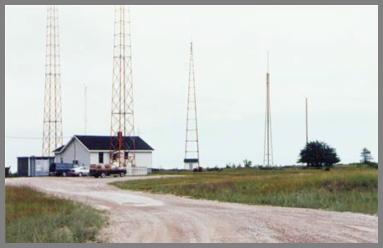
[
  {"x1": 84, "y1": 84, "x2": 87, "y2": 134},
  {"x1": 263, "y1": 51, "x2": 273, "y2": 167},
  {"x1": 305, "y1": 97, "x2": 308, "y2": 144}
]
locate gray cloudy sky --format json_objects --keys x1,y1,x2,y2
[{"x1": 5, "y1": 5, "x2": 378, "y2": 171}]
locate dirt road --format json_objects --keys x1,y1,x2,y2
[{"x1": 5, "y1": 176, "x2": 378, "y2": 243}]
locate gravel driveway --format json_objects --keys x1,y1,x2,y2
[{"x1": 5, "y1": 176, "x2": 378, "y2": 243}]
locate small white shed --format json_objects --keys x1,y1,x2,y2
[{"x1": 53, "y1": 135, "x2": 154, "y2": 169}]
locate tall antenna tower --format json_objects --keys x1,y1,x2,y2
[
  {"x1": 84, "y1": 84, "x2": 87, "y2": 134},
  {"x1": 305, "y1": 97, "x2": 308, "y2": 144},
  {"x1": 184, "y1": 42, "x2": 200, "y2": 170},
  {"x1": 42, "y1": 5, "x2": 63, "y2": 156},
  {"x1": 110, "y1": 5, "x2": 135, "y2": 167},
  {"x1": 263, "y1": 52, "x2": 274, "y2": 167}
]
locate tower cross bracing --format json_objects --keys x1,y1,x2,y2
[{"x1": 42, "y1": 5, "x2": 63, "y2": 156}]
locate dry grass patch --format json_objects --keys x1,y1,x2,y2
[{"x1": 112, "y1": 167, "x2": 377, "y2": 214}]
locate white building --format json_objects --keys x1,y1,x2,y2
[{"x1": 53, "y1": 135, "x2": 154, "y2": 169}]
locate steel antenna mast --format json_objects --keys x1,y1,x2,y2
[
  {"x1": 184, "y1": 42, "x2": 200, "y2": 170},
  {"x1": 305, "y1": 97, "x2": 308, "y2": 144},
  {"x1": 42, "y1": 5, "x2": 63, "y2": 156},
  {"x1": 110, "y1": 5, "x2": 135, "y2": 168},
  {"x1": 84, "y1": 84, "x2": 87, "y2": 134},
  {"x1": 263, "y1": 52, "x2": 274, "y2": 167}
]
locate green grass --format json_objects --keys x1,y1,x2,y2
[
  {"x1": 6, "y1": 186, "x2": 106, "y2": 243},
  {"x1": 112, "y1": 166, "x2": 378, "y2": 214}
]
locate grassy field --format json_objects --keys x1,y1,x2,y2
[
  {"x1": 6, "y1": 186, "x2": 106, "y2": 243},
  {"x1": 112, "y1": 166, "x2": 378, "y2": 214}
]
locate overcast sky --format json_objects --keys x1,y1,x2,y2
[{"x1": 5, "y1": 5, "x2": 378, "y2": 171}]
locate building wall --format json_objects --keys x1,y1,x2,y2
[
  {"x1": 89, "y1": 151, "x2": 152, "y2": 167},
  {"x1": 90, "y1": 152, "x2": 99, "y2": 164},
  {"x1": 54, "y1": 137, "x2": 153, "y2": 168},
  {"x1": 17, "y1": 157, "x2": 54, "y2": 177},
  {"x1": 17, "y1": 157, "x2": 29, "y2": 176},
  {"x1": 33, "y1": 158, "x2": 51, "y2": 176},
  {"x1": 55, "y1": 138, "x2": 90, "y2": 167},
  {"x1": 89, "y1": 152, "x2": 112, "y2": 164},
  {"x1": 104, "y1": 152, "x2": 111, "y2": 164},
  {"x1": 135, "y1": 152, "x2": 152, "y2": 168}
]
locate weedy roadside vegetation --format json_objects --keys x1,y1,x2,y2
[
  {"x1": 112, "y1": 166, "x2": 377, "y2": 214},
  {"x1": 6, "y1": 186, "x2": 106, "y2": 243}
]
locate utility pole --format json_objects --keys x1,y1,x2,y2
[
  {"x1": 184, "y1": 42, "x2": 200, "y2": 170},
  {"x1": 110, "y1": 5, "x2": 135, "y2": 167},
  {"x1": 42, "y1": 5, "x2": 63, "y2": 156},
  {"x1": 305, "y1": 97, "x2": 308, "y2": 144},
  {"x1": 263, "y1": 52, "x2": 274, "y2": 167}
]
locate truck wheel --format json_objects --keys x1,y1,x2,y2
[
  {"x1": 62, "y1": 172, "x2": 67, "y2": 177},
  {"x1": 120, "y1": 172, "x2": 125, "y2": 177},
  {"x1": 101, "y1": 172, "x2": 106, "y2": 178},
  {"x1": 78, "y1": 173, "x2": 83, "y2": 177}
]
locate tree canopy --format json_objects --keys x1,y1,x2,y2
[
  {"x1": 360, "y1": 148, "x2": 373, "y2": 164},
  {"x1": 298, "y1": 141, "x2": 340, "y2": 168}
]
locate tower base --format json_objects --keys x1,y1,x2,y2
[{"x1": 184, "y1": 158, "x2": 199, "y2": 170}]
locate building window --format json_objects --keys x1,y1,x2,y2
[
  {"x1": 98, "y1": 152, "x2": 104, "y2": 164},
  {"x1": 124, "y1": 152, "x2": 128, "y2": 159}
]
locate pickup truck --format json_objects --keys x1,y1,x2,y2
[
  {"x1": 89, "y1": 164, "x2": 126, "y2": 178},
  {"x1": 51, "y1": 162, "x2": 74, "y2": 177}
]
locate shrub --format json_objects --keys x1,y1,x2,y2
[{"x1": 298, "y1": 141, "x2": 340, "y2": 168}]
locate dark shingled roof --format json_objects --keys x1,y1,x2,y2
[
  {"x1": 53, "y1": 145, "x2": 64, "y2": 153},
  {"x1": 75, "y1": 135, "x2": 154, "y2": 151}
]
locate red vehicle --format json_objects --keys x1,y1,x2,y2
[{"x1": 89, "y1": 164, "x2": 126, "y2": 178}]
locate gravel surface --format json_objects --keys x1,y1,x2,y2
[{"x1": 5, "y1": 176, "x2": 378, "y2": 243}]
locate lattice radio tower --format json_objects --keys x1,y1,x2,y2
[
  {"x1": 42, "y1": 5, "x2": 63, "y2": 156},
  {"x1": 184, "y1": 42, "x2": 200, "y2": 170},
  {"x1": 110, "y1": 5, "x2": 135, "y2": 167},
  {"x1": 263, "y1": 52, "x2": 274, "y2": 167}
]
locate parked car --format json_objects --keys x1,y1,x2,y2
[
  {"x1": 53, "y1": 162, "x2": 74, "y2": 176},
  {"x1": 68, "y1": 166, "x2": 89, "y2": 177}
]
